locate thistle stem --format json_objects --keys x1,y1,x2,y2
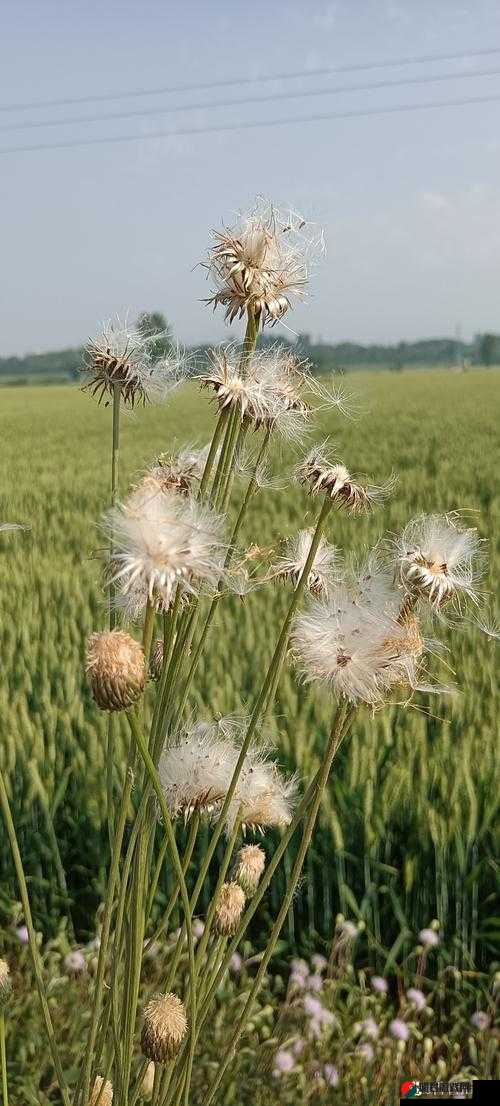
[
  {"x1": 107, "y1": 381, "x2": 121, "y2": 848},
  {"x1": 126, "y1": 710, "x2": 197, "y2": 1106},
  {"x1": 0, "y1": 1014, "x2": 8, "y2": 1106},
  {"x1": 0, "y1": 769, "x2": 71, "y2": 1106},
  {"x1": 197, "y1": 408, "x2": 229, "y2": 499},
  {"x1": 204, "y1": 703, "x2": 352, "y2": 1104},
  {"x1": 145, "y1": 812, "x2": 200, "y2": 948},
  {"x1": 178, "y1": 495, "x2": 333, "y2": 925}
]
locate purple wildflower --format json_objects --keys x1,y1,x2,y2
[
  {"x1": 357, "y1": 1042, "x2": 374, "y2": 1062},
  {"x1": 419, "y1": 928, "x2": 439, "y2": 948},
  {"x1": 471, "y1": 1011, "x2": 490, "y2": 1030},
  {"x1": 371, "y1": 975, "x2": 388, "y2": 994},
  {"x1": 389, "y1": 1018, "x2": 410, "y2": 1041},
  {"x1": 273, "y1": 1049, "x2": 295, "y2": 1076},
  {"x1": 64, "y1": 950, "x2": 86, "y2": 975},
  {"x1": 323, "y1": 1063, "x2": 339, "y2": 1087},
  {"x1": 407, "y1": 987, "x2": 426, "y2": 1011}
]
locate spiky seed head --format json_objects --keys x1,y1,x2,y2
[
  {"x1": 0, "y1": 959, "x2": 12, "y2": 1009},
  {"x1": 86, "y1": 630, "x2": 146, "y2": 711},
  {"x1": 150, "y1": 638, "x2": 164, "y2": 681},
  {"x1": 214, "y1": 882, "x2": 246, "y2": 936},
  {"x1": 140, "y1": 1061, "x2": 155, "y2": 1099},
  {"x1": 297, "y1": 446, "x2": 395, "y2": 514},
  {"x1": 201, "y1": 346, "x2": 311, "y2": 441},
  {"x1": 204, "y1": 200, "x2": 322, "y2": 328},
  {"x1": 393, "y1": 513, "x2": 484, "y2": 610},
  {"x1": 138, "y1": 445, "x2": 212, "y2": 498},
  {"x1": 141, "y1": 992, "x2": 188, "y2": 1063},
  {"x1": 89, "y1": 1076, "x2": 113, "y2": 1106},
  {"x1": 272, "y1": 529, "x2": 340, "y2": 597},
  {"x1": 233, "y1": 844, "x2": 266, "y2": 895},
  {"x1": 292, "y1": 587, "x2": 430, "y2": 705},
  {"x1": 106, "y1": 486, "x2": 226, "y2": 614},
  {"x1": 158, "y1": 718, "x2": 241, "y2": 819},
  {"x1": 82, "y1": 318, "x2": 185, "y2": 407}
]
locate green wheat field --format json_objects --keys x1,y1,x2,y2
[{"x1": 0, "y1": 369, "x2": 498, "y2": 964}]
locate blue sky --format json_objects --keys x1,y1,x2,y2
[{"x1": 1, "y1": 0, "x2": 500, "y2": 355}]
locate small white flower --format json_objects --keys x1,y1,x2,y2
[
  {"x1": 107, "y1": 485, "x2": 226, "y2": 612},
  {"x1": 292, "y1": 586, "x2": 426, "y2": 705},
  {"x1": 83, "y1": 317, "x2": 186, "y2": 406},
  {"x1": 393, "y1": 514, "x2": 484, "y2": 610},
  {"x1": 271, "y1": 529, "x2": 341, "y2": 597},
  {"x1": 205, "y1": 199, "x2": 323, "y2": 327},
  {"x1": 297, "y1": 443, "x2": 395, "y2": 514}
]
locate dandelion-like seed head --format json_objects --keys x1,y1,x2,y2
[
  {"x1": 292, "y1": 586, "x2": 427, "y2": 705},
  {"x1": 227, "y1": 750, "x2": 297, "y2": 835},
  {"x1": 158, "y1": 718, "x2": 240, "y2": 819},
  {"x1": 86, "y1": 630, "x2": 146, "y2": 711},
  {"x1": 141, "y1": 445, "x2": 212, "y2": 497},
  {"x1": 0, "y1": 959, "x2": 12, "y2": 1009},
  {"x1": 141, "y1": 992, "x2": 188, "y2": 1063},
  {"x1": 201, "y1": 346, "x2": 311, "y2": 440},
  {"x1": 394, "y1": 513, "x2": 484, "y2": 610},
  {"x1": 272, "y1": 529, "x2": 340, "y2": 597},
  {"x1": 89, "y1": 1076, "x2": 113, "y2": 1106},
  {"x1": 297, "y1": 444, "x2": 395, "y2": 513},
  {"x1": 233, "y1": 843, "x2": 266, "y2": 895},
  {"x1": 82, "y1": 318, "x2": 185, "y2": 407},
  {"x1": 205, "y1": 200, "x2": 322, "y2": 327},
  {"x1": 107, "y1": 486, "x2": 226, "y2": 614},
  {"x1": 213, "y1": 882, "x2": 246, "y2": 936}
]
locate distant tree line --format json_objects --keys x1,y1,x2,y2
[{"x1": 0, "y1": 314, "x2": 498, "y2": 382}]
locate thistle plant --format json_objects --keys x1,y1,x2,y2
[{"x1": 0, "y1": 199, "x2": 492, "y2": 1106}]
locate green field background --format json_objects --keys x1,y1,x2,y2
[{"x1": 0, "y1": 371, "x2": 498, "y2": 962}]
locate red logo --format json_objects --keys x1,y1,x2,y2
[{"x1": 400, "y1": 1082, "x2": 420, "y2": 1099}]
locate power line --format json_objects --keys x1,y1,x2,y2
[
  {"x1": 1, "y1": 90, "x2": 499, "y2": 157},
  {"x1": 1, "y1": 64, "x2": 499, "y2": 135},
  {"x1": 2, "y1": 45, "x2": 500, "y2": 113}
]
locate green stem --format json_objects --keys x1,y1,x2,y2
[
  {"x1": 193, "y1": 817, "x2": 241, "y2": 976},
  {"x1": 79, "y1": 749, "x2": 134, "y2": 1106},
  {"x1": 204, "y1": 703, "x2": 352, "y2": 1104},
  {"x1": 107, "y1": 382, "x2": 121, "y2": 848},
  {"x1": 126, "y1": 711, "x2": 197, "y2": 1106},
  {"x1": 198, "y1": 409, "x2": 229, "y2": 500},
  {"x1": 0, "y1": 770, "x2": 71, "y2": 1106},
  {"x1": 0, "y1": 1015, "x2": 8, "y2": 1106},
  {"x1": 179, "y1": 496, "x2": 333, "y2": 924},
  {"x1": 145, "y1": 813, "x2": 200, "y2": 950},
  {"x1": 142, "y1": 598, "x2": 156, "y2": 659}
]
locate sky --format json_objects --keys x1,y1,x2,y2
[{"x1": 1, "y1": 0, "x2": 500, "y2": 356}]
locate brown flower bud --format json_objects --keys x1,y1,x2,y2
[
  {"x1": 214, "y1": 882, "x2": 245, "y2": 936},
  {"x1": 86, "y1": 630, "x2": 146, "y2": 711},
  {"x1": 141, "y1": 992, "x2": 188, "y2": 1063},
  {"x1": 140, "y1": 1061, "x2": 155, "y2": 1099},
  {"x1": 233, "y1": 844, "x2": 266, "y2": 896}
]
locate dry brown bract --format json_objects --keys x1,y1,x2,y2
[
  {"x1": 214, "y1": 882, "x2": 246, "y2": 936},
  {"x1": 141, "y1": 992, "x2": 188, "y2": 1063},
  {"x1": 86, "y1": 630, "x2": 146, "y2": 711}
]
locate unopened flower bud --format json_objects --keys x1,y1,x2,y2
[
  {"x1": 214, "y1": 882, "x2": 245, "y2": 936},
  {"x1": 89, "y1": 1076, "x2": 113, "y2": 1105},
  {"x1": 233, "y1": 844, "x2": 266, "y2": 895},
  {"x1": 141, "y1": 992, "x2": 188, "y2": 1063},
  {"x1": 86, "y1": 630, "x2": 146, "y2": 711},
  {"x1": 140, "y1": 1061, "x2": 155, "y2": 1099},
  {"x1": 0, "y1": 959, "x2": 12, "y2": 1009}
]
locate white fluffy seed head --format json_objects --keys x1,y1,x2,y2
[
  {"x1": 227, "y1": 751, "x2": 297, "y2": 835},
  {"x1": 214, "y1": 882, "x2": 246, "y2": 936},
  {"x1": 204, "y1": 200, "x2": 323, "y2": 327},
  {"x1": 89, "y1": 1076, "x2": 113, "y2": 1106},
  {"x1": 201, "y1": 346, "x2": 312, "y2": 440},
  {"x1": 393, "y1": 513, "x2": 485, "y2": 610},
  {"x1": 82, "y1": 318, "x2": 186, "y2": 407},
  {"x1": 158, "y1": 719, "x2": 241, "y2": 818},
  {"x1": 233, "y1": 844, "x2": 266, "y2": 895},
  {"x1": 296, "y1": 444, "x2": 395, "y2": 513},
  {"x1": 292, "y1": 586, "x2": 427, "y2": 705},
  {"x1": 141, "y1": 992, "x2": 188, "y2": 1063},
  {"x1": 106, "y1": 485, "x2": 226, "y2": 613},
  {"x1": 140, "y1": 445, "x2": 213, "y2": 497},
  {"x1": 272, "y1": 529, "x2": 340, "y2": 597}
]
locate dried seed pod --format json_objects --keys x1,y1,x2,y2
[
  {"x1": 141, "y1": 992, "x2": 188, "y2": 1063},
  {"x1": 233, "y1": 844, "x2": 266, "y2": 896},
  {"x1": 213, "y1": 882, "x2": 246, "y2": 936},
  {"x1": 140, "y1": 1061, "x2": 155, "y2": 1099},
  {"x1": 86, "y1": 630, "x2": 146, "y2": 711}
]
